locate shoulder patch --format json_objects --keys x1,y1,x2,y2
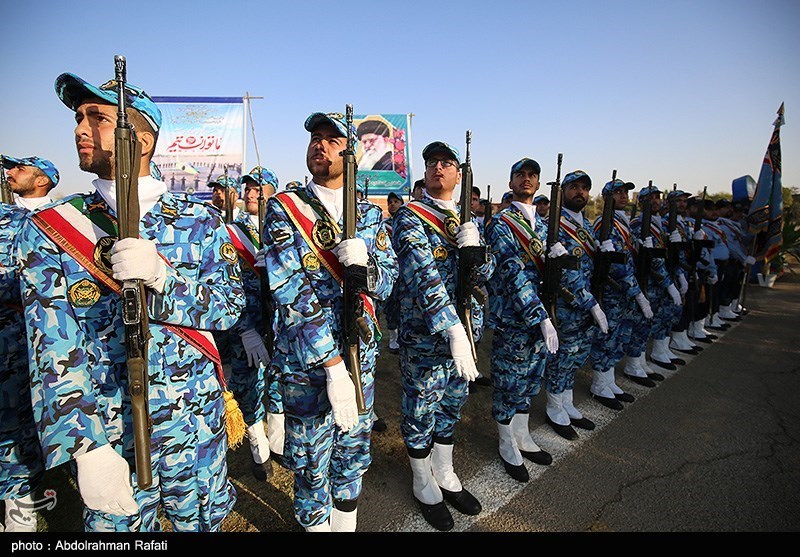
[{"x1": 220, "y1": 242, "x2": 238, "y2": 264}]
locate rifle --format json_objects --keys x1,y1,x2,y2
[
  {"x1": 257, "y1": 185, "x2": 274, "y2": 357},
  {"x1": 223, "y1": 165, "x2": 234, "y2": 225},
  {"x1": 590, "y1": 170, "x2": 625, "y2": 304},
  {"x1": 635, "y1": 180, "x2": 666, "y2": 292},
  {"x1": 341, "y1": 104, "x2": 370, "y2": 414},
  {"x1": 666, "y1": 183, "x2": 690, "y2": 282},
  {"x1": 456, "y1": 130, "x2": 487, "y2": 362},
  {"x1": 364, "y1": 176, "x2": 369, "y2": 199},
  {"x1": 688, "y1": 187, "x2": 714, "y2": 320},
  {"x1": 484, "y1": 184, "x2": 492, "y2": 232},
  {"x1": 113, "y1": 55, "x2": 152, "y2": 489},
  {"x1": 1, "y1": 160, "x2": 14, "y2": 204},
  {"x1": 541, "y1": 153, "x2": 578, "y2": 326}
]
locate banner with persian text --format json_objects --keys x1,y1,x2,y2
[
  {"x1": 151, "y1": 97, "x2": 245, "y2": 200},
  {"x1": 354, "y1": 113, "x2": 411, "y2": 197}
]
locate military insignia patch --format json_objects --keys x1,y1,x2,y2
[
  {"x1": 93, "y1": 236, "x2": 115, "y2": 276},
  {"x1": 572, "y1": 246, "x2": 583, "y2": 257},
  {"x1": 302, "y1": 252, "x2": 321, "y2": 271},
  {"x1": 433, "y1": 245, "x2": 449, "y2": 261},
  {"x1": 531, "y1": 238, "x2": 544, "y2": 255},
  {"x1": 69, "y1": 279, "x2": 101, "y2": 307},
  {"x1": 87, "y1": 201, "x2": 106, "y2": 212},
  {"x1": 312, "y1": 219, "x2": 337, "y2": 250},
  {"x1": 444, "y1": 216, "x2": 459, "y2": 242},
  {"x1": 272, "y1": 228, "x2": 291, "y2": 243},
  {"x1": 376, "y1": 230, "x2": 388, "y2": 251},
  {"x1": 161, "y1": 204, "x2": 178, "y2": 218},
  {"x1": 520, "y1": 252, "x2": 530, "y2": 265},
  {"x1": 220, "y1": 242, "x2": 238, "y2": 264},
  {"x1": 577, "y1": 229, "x2": 589, "y2": 242}
]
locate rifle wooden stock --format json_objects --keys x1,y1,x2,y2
[
  {"x1": 257, "y1": 189, "x2": 274, "y2": 357},
  {"x1": 114, "y1": 55, "x2": 152, "y2": 489}
]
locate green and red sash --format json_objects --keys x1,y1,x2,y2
[
  {"x1": 499, "y1": 211, "x2": 545, "y2": 273},
  {"x1": 274, "y1": 191, "x2": 376, "y2": 322},
  {"x1": 227, "y1": 221, "x2": 260, "y2": 276},
  {"x1": 560, "y1": 215, "x2": 596, "y2": 257},
  {"x1": 613, "y1": 216, "x2": 636, "y2": 255},
  {"x1": 30, "y1": 200, "x2": 227, "y2": 386},
  {"x1": 405, "y1": 200, "x2": 459, "y2": 246},
  {"x1": 704, "y1": 221, "x2": 729, "y2": 245}
]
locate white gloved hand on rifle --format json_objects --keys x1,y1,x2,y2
[
  {"x1": 76, "y1": 444, "x2": 138, "y2": 516},
  {"x1": 599, "y1": 239, "x2": 615, "y2": 253},
  {"x1": 241, "y1": 328, "x2": 270, "y2": 368},
  {"x1": 455, "y1": 222, "x2": 480, "y2": 248},
  {"x1": 707, "y1": 274, "x2": 718, "y2": 285},
  {"x1": 548, "y1": 242, "x2": 568, "y2": 258},
  {"x1": 669, "y1": 230, "x2": 682, "y2": 243},
  {"x1": 641, "y1": 236, "x2": 654, "y2": 249},
  {"x1": 589, "y1": 303, "x2": 609, "y2": 334},
  {"x1": 325, "y1": 360, "x2": 358, "y2": 432},
  {"x1": 678, "y1": 273, "x2": 689, "y2": 295},
  {"x1": 693, "y1": 230, "x2": 705, "y2": 241},
  {"x1": 110, "y1": 238, "x2": 167, "y2": 293},
  {"x1": 333, "y1": 238, "x2": 368, "y2": 267},
  {"x1": 539, "y1": 318, "x2": 559, "y2": 353},
  {"x1": 745, "y1": 255, "x2": 756, "y2": 266},
  {"x1": 446, "y1": 323, "x2": 478, "y2": 381},
  {"x1": 667, "y1": 283, "x2": 682, "y2": 305},
  {"x1": 635, "y1": 292, "x2": 653, "y2": 319}
]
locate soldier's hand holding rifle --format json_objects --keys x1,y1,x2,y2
[
  {"x1": 446, "y1": 323, "x2": 479, "y2": 381},
  {"x1": 76, "y1": 445, "x2": 138, "y2": 516}
]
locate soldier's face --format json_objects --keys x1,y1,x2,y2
[
  {"x1": 74, "y1": 100, "x2": 117, "y2": 180},
  {"x1": 650, "y1": 194, "x2": 661, "y2": 212},
  {"x1": 388, "y1": 198, "x2": 403, "y2": 214},
  {"x1": 244, "y1": 184, "x2": 270, "y2": 214},
  {"x1": 612, "y1": 189, "x2": 629, "y2": 207},
  {"x1": 536, "y1": 202, "x2": 549, "y2": 216},
  {"x1": 307, "y1": 123, "x2": 346, "y2": 181},
  {"x1": 676, "y1": 197, "x2": 688, "y2": 213},
  {"x1": 211, "y1": 187, "x2": 226, "y2": 209},
  {"x1": 6, "y1": 165, "x2": 44, "y2": 196},
  {"x1": 563, "y1": 181, "x2": 590, "y2": 212},
  {"x1": 424, "y1": 157, "x2": 461, "y2": 199},
  {"x1": 509, "y1": 169, "x2": 539, "y2": 202}
]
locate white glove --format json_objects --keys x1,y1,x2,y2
[
  {"x1": 669, "y1": 230, "x2": 682, "y2": 243},
  {"x1": 678, "y1": 273, "x2": 689, "y2": 295},
  {"x1": 455, "y1": 222, "x2": 480, "y2": 248},
  {"x1": 255, "y1": 247, "x2": 267, "y2": 269},
  {"x1": 76, "y1": 444, "x2": 138, "y2": 516},
  {"x1": 446, "y1": 323, "x2": 478, "y2": 381},
  {"x1": 693, "y1": 230, "x2": 705, "y2": 241},
  {"x1": 325, "y1": 360, "x2": 358, "y2": 432},
  {"x1": 240, "y1": 328, "x2": 270, "y2": 368},
  {"x1": 635, "y1": 292, "x2": 653, "y2": 319},
  {"x1": 600, "y1": 239, "x2": 615, "y2": 253},
  {"x1": 110, "y1": 238, "x2": 167, "y2": 293},
  {"x1": 667, "y1": 283, "x2": 682, "y2": 305},
  {"x1": 548, "y1": 242, "x2": 568, "y2": 258},
  {"x1": 745, "y1": 255, "x2": 756, "y2": 266},
  {"x1": 707, "y1": 274, "x2": 718, "y2": 285},
  {"x1": 539, "y1": 318, "x2": 559, "y2": 354},
  {"x1": 589, "y1": 304, "x2": 609, "y2": 334},
  {"x1": 333, "y1": 238, "x2": 368, "y2": 267},
  {"x1": 641, "y1": 236, "x2": 654, "y2": 249}
]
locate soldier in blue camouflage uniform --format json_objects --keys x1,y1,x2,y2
[
  {"x1": 261, "y1": 112, "x2": 397, "y2": 532},
  {"x1": 686, "y1": 198, "x2": 720, "y2": 344},
  {"x1": 624, "y1": 185, "x2": 683, "y2": 383},
  {"x1": 717, "y1": 200, "x2": 754, "y2": 319},
  {"x1": 701, "y1": 200, "x2": 731, "y2": 332},
  {"x1": 1, "y1": 155, "x2": 60, "y2": 532},
  {"x1": 589, "y1": 179, "x2": 653, "y2": 411},
  {"x1": 15, "y1": 72, "x2": 245, "y2": 532},
  {"x1": 485, "y1": 157, "x2": 562, "y2": 483},
  {"x1": 542, "y1": 171, "x2": 610, "y2": 441},
  {"x1": 391, "y1": 141, "x2": 494, "y2": 531},
  {"x1": 224, "y1": 166, "x2": 287, "y2": 481},
  {"x1": 381, "y1": 191, "x2": 404, "y2": 356}
]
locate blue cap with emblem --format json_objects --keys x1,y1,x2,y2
[
  {"x1": 422, "y1": 141, "x2": 460, "y2": 163},
  {"x1": 509, "y1": 158, "x2": 541, "y2": 180},
  {"x1": 1, "y1": 155, "x2": 60, "y2": 186},
  {"x1": 561, "y1": 170, "x2": 592, "y2": 189},
  {"x1": 638, "y1": 183, "x2": 662, "y2": 199},
  {"x1": 304, "y1": 111, "x2": 357, "y2": 141},
  {"x1": 666, "y1": 189, "x2": 691, "y2": 200},
  {"x1": 534, "y1": 194, "x2": 549, "y2": 204},
  {"x1": 209, "y1": 175, "x2": 238, "y2": 190},
  {"x1": 601, "y1": 178, "x2": 635, "y2": 196}
]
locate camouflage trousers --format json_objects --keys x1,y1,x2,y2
[
  {"x1": 490, "y1": 327, "x2": 546, "y2": 423},
  {"x1": 228, "y1": 336, "x2": 284, "y2": 427},
  {"x1": 399, "y1": 343, "x2": 469, "y2": 450},
  {"x1": 591, "y1": 292, "x2": 636, "y2": 372},
  {"x1": 652, "y1": 288, "x2": 683, "y2": 340},
  {"x1": 0, "y1": 428, "x2": 43, "y2": 500},
  {"x1": 544, "y1": 310, "x2": 595, "y2": 395}
]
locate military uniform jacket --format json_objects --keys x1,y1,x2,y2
[
  {"x1": 592, "y1": 211, "x2": 642, "y2": 299},
  {"x1": 485, "y1": 205, "x2": 547, "y2": 330},
  {"x1": 681, "y1": 216, "x2": 717, "y2": 276},
  {"x1": 262, "y1": 186, "x2": 397, "y2": 385},
  {"x1": 392, "y1": 198, "x2": 494, "y2": 351},
  {"x1": 630, "y1": 213, "x2": 673, "y2": 290},
  {"x1": 557, "y1": 211, "x2": 600, "y2": 312},
  {"x1": 702, "y1": 218, "x2": 730, "y2": 261},
  {"x1": 717, "y1": 217, "x2": 748, "y2": 264},
  {"x1": 16, "y1": 190, "x2": 245, "y2": 469},
  {"x1": 227, "y1": 210, "x2": 269, "y2": 336}
]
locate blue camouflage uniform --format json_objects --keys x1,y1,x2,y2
[
  {"x1": 16, "y1": 190, "x2": 245, "y2": 532},
  {"x1": 703, "y1": 217, "x2": 730, "y2": 315},
  {"x1": 379, "y1": 213, "x2": 401, "y2": 333},
  {"x1": 485, "y1": 205, "x2": 549, "y2": 422},
  {"x1": 0, "y1": 205, "x2": 44, "y2": 502},
  {"x1": 717, "y1": 215, "x2": 749, "y2": 304},
  {"x1": 262, "y1": 185, "x2": 397, "y2": 529}
]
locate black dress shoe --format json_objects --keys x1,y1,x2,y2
[
  {"x1": 570, "y1": 416, "x2": 595, "y2": 430},
  {"x1": 473, "y1": 376, "x2": 492, "y2": 387},
  {"x1": 592, "y1": 393, "x2": 624, "y2": 410},
  {"x1": 625, "y1": 374, "x2": 656, "y2": 388},
  {"x1": 671, "y1": 346, "x2": 700, "y2": 355},
  {"x1": 614, "y1": 392, "x2": 635, "y2": 403},
  {"x1": 546, "y1": 415, "x2": 578, "y2": 440},
  {"x1": 372, "y1": 417, "x2": 387, "y2": 432},
  {"x1": 271, "y1": 453, "x2": 289, "y2": 470},
  {"x1": 498, "y1": 453, "x2": 529, "y2": 483},
  {"x1": 693, "y1": 336, "x2": 713, "y2": 344},
  {"x1": 441, "y1": 487, "x2": 482, "y2": 515},
  {"x1": 650, "y1": 358, "x2": 677, "y2": 371},
  {"x1": 670, "y1": 356, "x2": 687, "y2": 365},
  {"x1": 520, "y1": 448, "x2": 552, "y2": 465},
  {"x1": 706, "y1": 333, "x2": 719, "y2": 340},
  {"x1": 647, "y1": 372, "x2": 665, "y2": 381},
  {"x1": 415, "y1": 498, "x2": 454, "y2": 531},
  {"x1": 251, "y1": 459, "x2": 274, "y2": 482},
  {"x1": 707, "y1": 325, "x2": 726, "y2": 332}
]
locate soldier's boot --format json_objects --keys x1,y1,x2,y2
[
  {"x1": 623, "y1": 354, "x2": 656, "y2": 387},
  {"x1": 690, "y1": 319, "x2": 714, "y2": 343},
  {"x1": 708, "y1": 312, "x2": 728, "y2": 330},
  {"x1": 511, "y1": 413, "x2": 552, "y2": 465},
  {"x1": 659, "y1": 337, "x2": 686, "y2": 364},
  {"x1": 431, "y1": 442, "x2": 481, "y2": 515},
  {"x1": 607, "y1": 368, "x2": 635, "y2": 402},
  {"x1": 563, "y1": 389, "x2": 595, "y2": 430},
  {"x1": 330, "y1": 499, "x2": 358, "y2": 532},
  {"x1": 731, "y1": 298, "x2": 743, "y2": 314},
  {"x1": 719, "y1": 303, "x2": 739, "y2": 320},
  {"x1": 590, "y1": 369, "x2": 623, "y2": 410},
  {"x1": 545, "y1": 391, "x2": 577, "y2": 440},
  {"x1": 388, "y1": 329, "x2": 399, "y2": 353},
  {"x1": 305, "y1": 520, "x2": 331, "y2": 532},
  {"x1": 246, "y1": 420, "x2": 274, "y2": 481},
  {"x1": 670, "y1": 330, "x2": 700, "y2": 353},
  {"x1": 267, "y1": 412, "x2": 287, "y2": 469},
  {"x1": 409, "y1": 453, "x2": 453, "y2": 531},
  {"x1": 497, "y1": 421, "x2": 529, "y2": 482},
  {"x1": 3, "y1": 494, "x2": 37, "y2": 532},
  {"x1": 651, "y1": 338, "x2": 680, "y2": 370}
]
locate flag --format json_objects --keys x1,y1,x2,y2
[{"x1": 747, "y1": 103, "x2": 785, "y2": 261}]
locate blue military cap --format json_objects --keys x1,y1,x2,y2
[
  {"x1": 601, "y1": 178, "x2": 635, "y2": 196},
  {"x1": 304, "y1": 111, "x2": 357, "y2": 141},
  {"x1": 666, "y1": 189, "x2": 691, "y2": 200},
  {"x1": 55, "y1": 72, "x2": 162, "y2": 133},
  {"x1": 149, "y1": 161, "x2": 163, "y2": 181},
  {"x1": 509, "y1": 158, "x2": 540, "y2": 179},
  {"x1": 285, "y1": 180, "x2": 303, "y2": 191},
  {"x1": 638, "y1": 183, "x2": 662, "y2": 199},
  {"x1": 422, "y1": 141, "x2": 460, "y2": 163},
  {"x1": 209, "y1": 175, "x2": 238, "y2": 190},
  {"x1": 561, "y1": 170, "x2": 592, "y2": 189},
  {"x1": 534, "y1": 194, "x2": 549, "y2": 204},
  {"x1": 242, "y1": 166, "x2": 279, "y2": 188},
  {"x1": 1, "y1": 155, "x2": 60, "y2": 186},
  {"x1": 501, "y1": 191, "x2": 513, "y2": 202}
]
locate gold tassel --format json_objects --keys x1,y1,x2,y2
[{"x1": 223, "y1": 389, "x2": 246, "y2": 449}]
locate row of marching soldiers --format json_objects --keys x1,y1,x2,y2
[{"x1": 0, "y1": 67, "x2": 753, "y2": 534}]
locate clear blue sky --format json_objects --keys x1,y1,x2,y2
[{"x1": 2, "y1": 0, "x2": 798, "y2": 200}]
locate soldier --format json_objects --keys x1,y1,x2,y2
[
  {"x1": 209, "y1": 174, "x2": 240, "y2": 218},
  {"x1": 391, "y1": 141, "x2": 494, "y2": 531},
  {"x1": 15, "y1": 70, "x2": 245, "y2": 532},
  {"x1": 701, "y1": 199, "x2": 731, "y2": 332},
  {"x1": 715, "y1": 199, "x2": 754, "y2": 320},
  {"x1": 261, "y1": 111, "x2": 397, "y2": 532},
  {"x1": 589, "y1": 178, "x2": 652, "y2": 411},
  {"x1": 500, "y1": 191, "x2": 513, "y2": 210},
  {"x1": 485, "y1": 157, "x2": 562, "y2": 481},
  {"x1": 542, "y1": 170, "x2": 609, "y2": 441},
  {"x1": 224, "y1": 166, "x2": 286, "y2": 480},
  {"x1": 0, "y1": 155, "x2": 60, "y2": 532},
  {"x1": 686, "y1": 198, "x2": 720, "y2": 344},
  {"x1": 382, "y1": 191, "x2": 404, "y2": 354},
  {"x1": 412, "y1": 178, "x2": 425, "y2": 200},
  {"x1": 534, "y1": 194, "x2": 550, "y2": 220}
]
